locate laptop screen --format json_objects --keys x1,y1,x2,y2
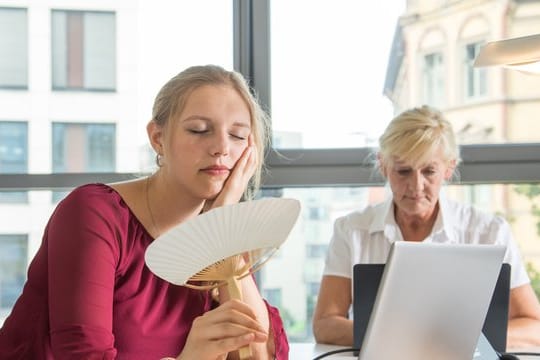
[
  {"x1": 353, "y1": 242, "x2": 506, "y2": 360},
  {"x1": 353, "y1": 262, "x2": 510, "y2": 353}
]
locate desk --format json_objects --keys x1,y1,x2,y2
[
  {"x1": 290, "y1": 343, "x2": 354, "y2": 359},
  {"x1": 289, "y1": 342, "x2": 540, "y2": 359}
]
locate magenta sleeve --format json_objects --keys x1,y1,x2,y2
[
  {"x1": 47, "y1": 187, "x2": 121, "y2": 358},
  {"x1": 265, "y1": 300, "x2": 289, "y2": 360}
]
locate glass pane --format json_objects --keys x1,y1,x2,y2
[
  {"x1": 271, "y1": 1, "x2": 540, "y2": 148},
  {"x1": 422, "y1": 52, "x2": 445, "y2": 107},
  {"x1": 84, "y1": 12, "x2": 116, "y2": 90},
  {"x1": 0, "y1": 1, "x2": 234, "y2": 325},
  {"x1": 51, "y1": 10, "x2": 116, "y2": 91},
  {"x1": 0, "y1": 7, "x2": 27, "y2": 88},
  {"x1": 270, "y1": 1, "x2": 404, "y2": 149},
  {"x1": 0, "y1": 235, "x2": 27, "y2": 315},
  {"x1": 259, "y1": 184, "x2": 540, "y2": 342},
  {"x1": 0, "y1": 122, "x2": 28, "y2": 203},
  {"x1": 51, "y1": 123, "x2": 116, "y2": 201},
  {"x1": 6, "y1": 2, "x2": 233, "y2": 175},
  {"x1": 4, "y1": 184, "x2": 540, "y2": 330}
]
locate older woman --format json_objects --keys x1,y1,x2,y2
[{"x1": 313, "y1": 105, "x2": 540, "y2": 349}]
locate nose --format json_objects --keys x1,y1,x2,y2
[
  {"x1": 409, "y1": 170, "x2": 424, "y2": 192},
  {"x1": 209, "y1": 132, "x2": 230, "y2": 157}
]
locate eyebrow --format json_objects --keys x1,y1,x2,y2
[
  {"x1": 394, "y1": 162, "x2": 439, "y2": 168},
  {"x1": 181, "y1": 115, "x2": 251, "y2": 128}
]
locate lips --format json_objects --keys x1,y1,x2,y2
[
  {"x1": 201, "y1": 165, "x2": 230, "y2": 175},
  {"x1": 405, "y1": 195, "x2": 424, "y2": 201}
]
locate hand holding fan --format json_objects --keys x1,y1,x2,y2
[{"x1": 145, "y1": 197, "x2": 301, "y2": 359}]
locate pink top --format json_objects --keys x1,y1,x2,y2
[{"x1": 0, "y1": 184, "x2": 289, "y2": 359}]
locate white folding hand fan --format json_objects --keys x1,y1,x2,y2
[{"x1": 145, "y1": 197, "x2": 301, "y2": 359}]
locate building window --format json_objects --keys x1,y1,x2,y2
[
  {"x1": 464, "y1": 42, "x2": 486, "y2": 99},
  {"x1": 51, "y1": 10, "x2": 116, "y2": 91},
  {"x1": 308, "y1": 206, "x2": 326, "y2": 221},
  {"x1": 306, "y1": 244, "x2": 328, "y2": 258},
  {"x1": 52, "y1": 122, "x2": 116, "y2": 173},
  {"x1": 52, "y1": 123, "x2": 116, "y2": 201},
  {"x1": 0, "y1": 122, "x2": 28, "y2": 203},
  {"x1": 0, "y1": 234, "x2": 28, "y2": 314},
  {"x1": 263, "y1": 288, "x2": 282, "y2": 308},
  {"x1": 422, "y1": 52, "x2": 444, "y2": 107},
  {"x1": 0, "y1": 7, "x2": 27, "y2": 89}
]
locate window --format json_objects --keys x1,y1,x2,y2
[
  {"x1": 0, "y1": 235, "x2": 28, "y2": 316},
  {"x1": 0, "y1": 7, "x2": 27, "y2": 89},
  {"x1": 270, "y1": 0, "x2": 403, "y2": 149},
  {"x1": 52, "y1": 123, "x2": 115, "y2": 201},
  {"x1": 422, "y1": 52, "x2": 445, "y2": 106},
  {"x1": 308, "y1": 206, "x2": 326, "y2": 221},
  {"x1": 0, "y1": 122, "x2": 28, "y2": 203},
  {"x1": 51, "y1": 10, "x2": 116, "y2": 91},
  {"x1": 263, "y1": 288, "x2": 282, "y2": 308},
  {"x1": 306, "y1": 244, "x2": 328, "y2": 258},
  {"x1": 1, "y1": 0, "x2": 540, "y2": 345},
  {"x1": 464, "y1": 42, "x2": 486, "y2": 99},
  {"x1": 260, "y1": 182, "x2": 540, "y2": 341},
  {"x1": 52, "y1": 123, "x2": 116, "y2": 173}
]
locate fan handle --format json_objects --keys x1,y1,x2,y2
[{"x1": 228, "y1": 276, "x2": 252, "y2": 360}]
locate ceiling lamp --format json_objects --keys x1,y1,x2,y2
[{"x1": 474, "y1": 33, "x2": 540, "y2": 74}]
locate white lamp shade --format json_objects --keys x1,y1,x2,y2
[{"x1": 474, "y1": 33, "x2": 540, "y2": 74}]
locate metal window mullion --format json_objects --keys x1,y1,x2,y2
[{"x1": 233, "y1": 0, "x2": 271, "y2": 114}]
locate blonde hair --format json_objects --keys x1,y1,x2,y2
[
  {"x1": 152, "y1": 65, "x2": 270, "y2": 200},
  {"x1": 378, "y1": 105, "x2": 461, "y2": 169}
]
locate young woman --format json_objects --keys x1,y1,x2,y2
[{"x1": 0, "y1": 65, "x2": 288, "y2": 359}]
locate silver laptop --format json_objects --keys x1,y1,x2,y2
[{"x1": 358, "y1": 241, "x2": 506, "y2": 360}]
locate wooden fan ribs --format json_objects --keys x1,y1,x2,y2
[{"x1": 144, "y1": 198, "x2": 302, "y2": 360}]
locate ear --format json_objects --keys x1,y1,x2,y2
[
  {"x1": 377, "y1": 153, "x2": 387, "y2": 178},
  {"x1": 444, "y1": 159, "x2": 457, "y2": 180},
  {"x1": 147, "y1": 120, "x2": 164, "y2": 154}
]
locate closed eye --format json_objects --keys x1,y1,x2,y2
[
  {"x1": 188, "y1": 129, "x2": 208, "y2": 135},
  {"x1": 422, "y1": 168, "x2": 437, "y2": 176},
  {"x1": 397, "y1": 169, "x2": 411, "y2": 176},
  {"x1": 230, "y1": 133, "x2": 247, "y2": 140}
]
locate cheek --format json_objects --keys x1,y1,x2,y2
[
  {"x1": 230, "y1": 144, "x2": 248, "y2": 162},
  {"x1": 388, "y1": 176, "x2": 406, "y2": 194},
  {"x1": 426, "y1": 178, "x2": 444, "y2": 193}
]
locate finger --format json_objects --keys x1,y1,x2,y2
[
  {"x1": 182, "y1": 304, "x2": 269, "y2": 360},
  {"x1": 201, "y1": 332, "x2": 265, "y2": 359},
  {"x1": 209, "y1": 146, "x2": 254, "y2": 208},
  {"x1": 180, "y1": 333, "x2": 257, "y2": 360},
  {"x1": 202, "y1": 300, "x2": 268, "y2": 334},
  {"x1": 201, "y1": 321, "x2": 268, "y2": 342},
  {"x1": 235, "y1": 145, "x2": 255, "y2": 176},
  {"x1": 244, "y1": 145, "x2": 257, "y2": 176}
]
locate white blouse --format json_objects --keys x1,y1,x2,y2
[{"x1": 323, "y1": 194, "x2": 529, "y2": 289}]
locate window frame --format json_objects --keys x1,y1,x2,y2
[
  {"x1": 463, "y1": 40, "x2": 487, "y2": 100},
  {"x1": 422, "y1": 50, "x2": 445, "y2": 107},
  {"x1": 1, "y1": 1, "x2": 540, "y2": 192}
]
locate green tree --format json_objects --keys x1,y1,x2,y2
[
  {"x1": 527, "y1": 263, "x2": 540, "y2": 299},
  {"x1": 514, "y1": 184, "x2": 540, "y2": 299},
  {"x1": 514, "y1": 184, "x2": 540, "y2": 237}
]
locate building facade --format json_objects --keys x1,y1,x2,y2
[
  {"x1": 384, "y1": 0, "x2": 540, "y2": 267},
  {"x1": 0, "y1": 0, "x2": 146, "y2": 322}
]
